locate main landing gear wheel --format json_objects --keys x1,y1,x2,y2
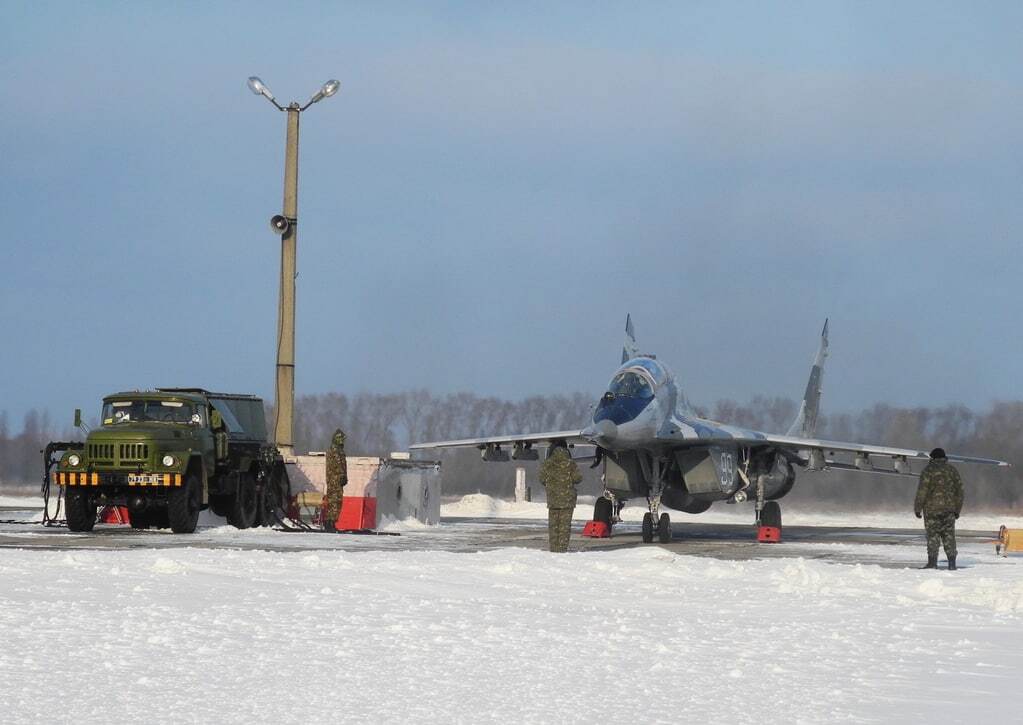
[
  {"x1": 594, "y1": 497, "x2": 613, "y2": 529},
  {"x1": 760, "y1": 501, "x2": 782, "y2": 530},
  {"x1": 642, "y1": 512, "x2": 654, "y2": 543},
  {"x1": 658, "y1": 512, "x2": 672, "y2": 543}
]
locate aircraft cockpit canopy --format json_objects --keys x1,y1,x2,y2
[
  {"x1": 594, "y1": 368, "x2": 657, "y2": 425},
  {"x1": 607, "y1": 371, "x2": 654, "y2": 400}
]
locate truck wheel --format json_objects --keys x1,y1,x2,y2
[
  {"x1": 227, "y1": 473, "x2": 257, "y2": 530},
  {"x1": 130, "y1": 510, "x2": 150, "y2": 530},
  {"x1": 65, "y1": 488, "x2": 97, "y2": 532},
  {"x1": 167, "y1": 473, "x2": 201, "y2": 534},
  {"x1": 208, "y1": 495, "x2": 230, "y2": 517}
]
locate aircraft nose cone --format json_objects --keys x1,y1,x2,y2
[{"x1": 583, "y1": 419, "x2": 618, "y2": 442}]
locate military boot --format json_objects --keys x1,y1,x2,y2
[
  {"x1": 921, "y1": 554, "x2": 938, "y2": 569},
  {"x1": 947, "y1": 556, "x2": 957, "y2": 571}
]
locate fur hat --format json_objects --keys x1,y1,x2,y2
[{"x1": 929, "y1": 447, "x2": 947, "y2": 460}]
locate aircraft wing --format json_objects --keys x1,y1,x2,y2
[
  {"x1": 750, "y1": 433, "x2": 1010, "y2": 468},
  {"x1": 409, "y1": 430, "x2": 591, "y2": 451}
]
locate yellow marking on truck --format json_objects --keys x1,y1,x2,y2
[
  {"x1": 163, "y1": 474, "x2": 171, "y2": 487},
  {"x1": 91, "y1": 473, "x2": 99, "y2": 486},
  {"x1": 175, "y1": 473, "x2": 182, "y2": 486}
]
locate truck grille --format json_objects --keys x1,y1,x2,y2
[
  {"x1": 88, "y1": 443, "x2": 115, "y2": 461},
  {"x1": 119, "y1": 443, "x2": 149, "y2": 462}
]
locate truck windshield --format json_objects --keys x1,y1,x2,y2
[{"x1": 102, "y1": 400, "x2": 200, "y2": 425}]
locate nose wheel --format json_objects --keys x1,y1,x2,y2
[{"x1": 641, "y1": 511, "x2": 672, "y2": 543}]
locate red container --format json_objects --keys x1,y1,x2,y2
[
  {"x1": 581, "y1": 520, "x2": 611, "y2": 538},
  {"x1": 337, "y1": 496, "x2": 377, "y2": 531}
]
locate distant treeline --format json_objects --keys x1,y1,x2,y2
[{"x1": 2, "y1": 394, "x2": 1020, "y2": 511}]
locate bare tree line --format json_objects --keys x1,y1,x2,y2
[{"x1": 2, "y1": 394, "x2": 1020, "y2": 510}]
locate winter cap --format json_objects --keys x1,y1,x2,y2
[{"x1": 929, "y1": 447, "x2": 947, "y2": 460}]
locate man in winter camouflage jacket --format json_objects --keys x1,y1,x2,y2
[
  {"x1": 540, "y1": 444, "x2": 582, "y2": 552},
  {"x1": 914, "y1": 447, "x2": 964, "y2": 570}
]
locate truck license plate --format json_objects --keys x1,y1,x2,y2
[{"x1": 128, "y1": 474, "x2": 162, "y2": 485}]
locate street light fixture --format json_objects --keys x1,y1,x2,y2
[{"x1": 247, "y1": 76, "x2": 340, "y2": 458}]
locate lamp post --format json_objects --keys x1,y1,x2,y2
[{"x1": 247, "y1": 76, "x2": 340, "y2": 458}]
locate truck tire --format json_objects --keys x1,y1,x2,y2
[
  {"x1": 65, "y1": 488, "x2": 97, "y2": 532},
  {"x1": 227, "y1": 472, "x2": 258, "y2": 530},
  {"x1": 167, "y1": 473, "x2": 201, "y2": 534},
  {"x1": 208, "y1": 495, "x2": 230, "y2": 517},
  {"x1": 130, "y1": 511, "x2": 150, "y2": 530}
]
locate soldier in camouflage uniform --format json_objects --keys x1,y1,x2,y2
[
  {"x1": 539, "y1": 443, "x2": 582, "y2": 552},
  {"x1": 324, "y1": 428, "x2": 348, "y2": 532},
  {"x1": 914, "y1": 447, "x2": 964, "y2": 570}
]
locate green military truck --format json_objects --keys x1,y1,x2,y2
[{"x1": 55, "y1": 388, "x2": 287, "y2": 533}]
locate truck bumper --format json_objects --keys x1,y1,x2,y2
[{"x1": 56, "y1": 471, "x2": 183, "y2": 487}]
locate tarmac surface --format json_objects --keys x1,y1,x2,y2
[{"x1": 0, "y1": 504, "x2": 997, "y2": 567}]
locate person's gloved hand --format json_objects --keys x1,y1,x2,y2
[
  {"x1": 955, "y1": 513, "x2": 960, "y2": 519},
  {"x1": 915, "y1": 511, "x2": 922, "y2": 519}
]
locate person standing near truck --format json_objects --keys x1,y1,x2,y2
[{"x1": 324, "y1": 428, "x2": 348, "y2": 532}]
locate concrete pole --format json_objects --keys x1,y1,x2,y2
[
  {"x1": 274, "y1": 103, "x2": 300, "y2": 457},
  {"x1": 515, "y1": 467, "x2": 526, "y2": 503}
]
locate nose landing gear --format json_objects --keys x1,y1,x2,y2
[{"x1": 641, "y1": 493, "x2": 672, "y2": 544}]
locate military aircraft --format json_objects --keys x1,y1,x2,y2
[{"x1": 410, "y1": 317, "x2": 1010, "y2": 542}]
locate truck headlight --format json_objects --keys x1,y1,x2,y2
[
  {"x1": 68, "y1": 454, "x2": 81, "y2": 467},
  {"x1": 162, "y1": 455, "x2": 176, "y2": 467}
]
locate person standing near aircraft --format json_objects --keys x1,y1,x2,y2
[
  {"x1": 914, "y1": 447, "x2": 964, "y2": 570},
  {"x1": 540, "y1": 443, "x2": 582, "y2": 552},
  {"x1": 324, "y1": 428, "x2": 348, "y2": 532}
]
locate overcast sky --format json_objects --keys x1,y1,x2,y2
[{"x1": 2, "y1": 1, "x2": 1021, "y2": 426}]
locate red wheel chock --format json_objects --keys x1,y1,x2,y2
[
  {"x1": 582, "y1": 520, "x2": 611, "y2": 538},
  {"x1": 757, "y1": 526, "x2": 781, "y2": 543}
]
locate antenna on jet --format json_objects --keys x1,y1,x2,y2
[{"x1": 621, "y1": 314, "x2": 639, "y2": 363}]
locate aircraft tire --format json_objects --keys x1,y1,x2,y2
[
  {"x1": 642, "y1": 512, "x2": 654, "y2": 543},
  {"x1": 594, "y1": 497, "x2": 613, "y2": 527},
  {"x1": 761, "y1": 500, "x2": 782, "y2": 529},
  {"x1": 658, "y1": 513, "x2": 672, "y2": 543}
]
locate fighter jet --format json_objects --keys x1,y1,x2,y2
[{"x1": 410, "y1": 317, "x2": 1010, "y2": 542}]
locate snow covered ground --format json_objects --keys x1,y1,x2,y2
[
  {"x1": 0, "y1": 494, "x2": 1021, "y2": 722},
  {"x1": 1, "y1": 543, "x2": 1021, "y2": 723}
]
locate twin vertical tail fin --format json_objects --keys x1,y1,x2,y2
[
  {"x1": 621, "y1": 313, "x2": 639, "y2": 364},
  {"x1": 787, "y1": 319, "x2": 829, "y2": 438}
]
